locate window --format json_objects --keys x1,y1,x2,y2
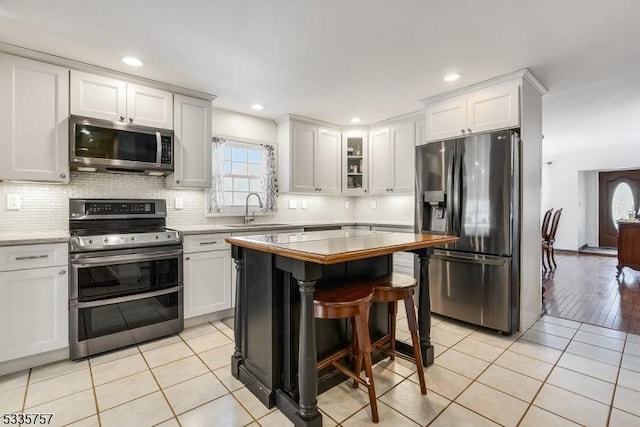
[
  {"x1": 208, "y1": 137, "x2": 278, "y2": 215},
  {"x1": 221, "y1": 143, "x2": 264, "y2": 207}
]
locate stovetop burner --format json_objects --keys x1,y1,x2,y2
[{"x1": 69, "y1": 199, "x2": 182, "y2": 252}]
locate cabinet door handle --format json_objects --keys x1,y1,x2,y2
[
  {"x1": 129, "y1": 118, "x2": 134, "y2": 123},
  {"x1": 199, "y1": 241, "x2": 218, "y2": 245},
  {"x1": 60, "y1": 173, "x2": 66, "y2": 179},
  {"x1": 185, "y1": 257, "x2": 190, "y2": 261},
  {"x1": 59, "y1": 269, "x2": 66, "y2": 275},
  {"x1": 467, "y1": 128, "x2": 472, "y2": 133},
  {"x1": 176, "y1": 180, "x2": 181, "y2": 184},
  {"x1": 119, "y1": 116, "x2": 125, "y2": 121},
  {"x1": 460, "y1": 129, "x2": 466, "y2": 134},
  {"x1": 15, "y1": 255, "x2": 48, "y2": 261}
]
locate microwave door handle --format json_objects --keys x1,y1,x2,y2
[{"x1": 156, "y1": 132, "x2": 162, "y2": 166}]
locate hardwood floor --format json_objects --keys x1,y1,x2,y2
[{"x1": 543, "y1": 253, "x2": 640, "y2": 334}]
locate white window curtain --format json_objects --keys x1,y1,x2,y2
[
  {"x1": 260, "y1": 144, "x2": 278, "y2": 212},
  {"x1": 209, "y1": 136, "x2": 226, "y2": 213}
]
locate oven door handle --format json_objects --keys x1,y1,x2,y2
[
  {"x1": 73, "y1": 285, "x2": 183, "y2": 309},
  {"x1": 71, "y1": 249, "x2": 183, "y2": 267}
]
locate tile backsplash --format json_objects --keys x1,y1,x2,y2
[{"x1": 0, "y1": 173, "x2": 400, "y2": 232}]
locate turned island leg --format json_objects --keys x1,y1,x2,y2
[
  {"x1": 417, "y1": 248, "x2": 435, "y2": 366},
  {"x1": 231, "y1": 247, "x2": 244, "y2": 378},
  {"x1": 297, "y1": 279, "x2": 321, "y2": 423}
]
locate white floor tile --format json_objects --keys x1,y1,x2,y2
[
  {"x1": 25, "y1": 368, "x2": 92, "y2": 408},
  {"x1": 579, "y1": 323, "x2": 627, "y2": 340},
  {"x1": 0, "y1": 385, "x2": 25, "y2": 414},
  {"x1": 342, "y1": 401, "x2": 419, "y2": 426},
  {"x1": 539, "y1": 316, "x2": 581, "y2": 329},
  {"x1": 434, "y1": 320, "x2": 476, "y2": 337},
  {"x1": 573, "y1": 330, "x2": 625, "y2": 351},
  {"x1": 183, "y1": 330, "x2": 232, "y2": 353},
  {"x1": 533, "y1": 383, "x2": 609, "y2": 427},
  {"x1": 456, "y1": 381, "x2": 528, "y2": 427},
  {"x1": 368, "y1": 364, "x2": 404, "y2": 396},
  {"x1": 94, "y1": 370, "x2": 158, "y2": 411},
  {"x1": 198, "y1": 343, "x2": 234, "y2": 371},
  {"x1": 152, "y1": 355, "x2": 209, "y2": 388},
  {"x1": 91, "y1": 353, "x2": 149, "y2": 386},
  {"x1": 609, "y1": 408, "x2": 640, "y2": 427},
  {"x1": 0, "y1": 369, "x2": 29, "y2": 392},
  {"x1": 451, "y1": 337, "x2": 504, "y2": 362},
  {"x1": 468, "y1": 329, "x2": 520, "y2": 349},
  {"x1": 137, "y1": 335, "x2": 183, "y2": 352},
  {"x1": 520, "y1": 406, "x2": 580, "y2": 427},
  {"x1": 25, "y1": 389, "x2": 96, "y2": 427},
  {"x1": 618, "y1": 368, "x2": 640, "y2": 392},
  {"x1": 258, "y1": 410, "x2": 295, "y2": 427},
  {"x1": 164, "y1": 372, "x2": 228, "y2": 415},
  {"x1": 613, "y1": 385, "x2": 640, "y2": 417},
  {"x1": 99, "y1": 391, "x2": 173, "y2": 427},
  {"x1": 557, "y1": 352, "x2": 619, "y2": 383},
  {"x1": 434, "y1": 349, "x2": 490, "y2": 379},
  {"x1": 429, "y1": 326, "x2": 466, "y2": 347},
  {"x1": 521, "y1": 329, "x2": 570, "y2": 350},
  {"x1": 233, "y1": 386, "x2": 275, "y2": 419},
  {"x1": 30, "y1": 359, "x2": 89, "y2": 383},
  {"x1": 179, "y1": 322, "x2": 218, "y2": 339},
  {"x1": 627, "y1": 333, "x2": 640, "y2": 345},
  {"x1": 66, "y1": 415, "x2": 100, "y2": 427},
  {"x1": 494, "y1": 350, "x2": 554, "y2": 381},
  {"x1": 430, "y1": 402, "x2": 499, "y2": 427},
  {"x1": 621, "y1": 352, "x2": 640, "y2": 373},
  {"x1": 624, "y1": 341, "x2": 640, "y2": 357},
  {"x1": 531, "y1": 320, "x2": 578, "y2": 339},
  {"x1": 317, "y1": 380, "x2": 370, "y2": 423},
  {"x1": 142, "y1": 341, "x2": 194, "y2": 368},
  {"x1": 412, "y1": 364, "x2": 472, "y2": 400},
  {"x1": 89, "y1": 346, "x2": 139, "y2": 367},
  {"x1": 177, "y1": 394, "x2": 253, "y2": 427},
  {"x1": 508, "y1": 339, "x2": 563, "y2": 364},
  {"x1": 213, "y1": 365, "x2": 245, "y2": 392},
  {"x1": 565, "y1": 339, "x2": 622, "y2": 366},
  {"x1": 379, "y1": 379, "x2": 450, "y2": 425},
  {"x1": 546, "y1": 366, "x2": 614, "y2": 404},
  {"x1": 477, "y1": 364, "x2": 542, "y2": 403}
]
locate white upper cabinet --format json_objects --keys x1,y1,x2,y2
[
  {"x1": 342, "y1": 130, "x2": 368, "y2": 195},
  {"x1": 315, "y1": 128, "x2": 342, "y2": 194},
  {"x1": 277, "y1": 117, "x2": 341, "y2": 194},
  {"x1": 167, "y1": 95, "x2": 212, "y2": 188},
  {"x1": 368, "y1": 121, "x2": 414, "y2": 194},
  {"x1": 71, "y1": 70, "x2": 173, "y2": 129},
  {"x1": 0, "y1": 53, "x2": 70, "y2": 183},
  {"x1": 425, "y1": 80, "x2": 520, "y2": 142},
  {"x1": 126, "y1": 83, "x2": 174, "y2": 129}
]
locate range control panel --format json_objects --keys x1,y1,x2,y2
[
  {"x1": 69, "y1": 199, "x2": 167, "y2": 219},
  {"x1": 85, "y1": 202, "x2": 155, "y2": 215}
]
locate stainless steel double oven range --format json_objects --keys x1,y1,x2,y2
[{"x1": 69, "y1": 199, "x2": 183, "y2": 360}]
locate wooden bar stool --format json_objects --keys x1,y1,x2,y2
[
  {"x1": 314, "y1": 283, "x2": 379, "y2": 423},
  {"x1": 354, "y1": 273, "x2": 427, "y2": 395}
]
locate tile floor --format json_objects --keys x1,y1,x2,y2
[{"x1": 2, "y1": 315, "x2": 640, "y2": 426}]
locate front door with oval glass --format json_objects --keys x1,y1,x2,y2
[{"x1": 599, "y1": 170, "x2": 640, "y2": 248}]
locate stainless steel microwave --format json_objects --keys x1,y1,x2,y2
[{"x1": 70, "y1": 115, "x2": 174, "y2": 175}]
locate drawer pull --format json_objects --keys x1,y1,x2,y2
[
  {"x1": 15, "y1": 254, "x2": 49, "y2": 261},
  {"x1": 199, "y1": 241, "x2": 219, "y2": 245}
]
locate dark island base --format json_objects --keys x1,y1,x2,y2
[{"x1": 231, "y1": 248, "x2": 434, "y2": 426}]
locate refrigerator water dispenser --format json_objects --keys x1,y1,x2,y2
[{"x1": 423, "y1": 191, "x2": 447, "y2": 233}]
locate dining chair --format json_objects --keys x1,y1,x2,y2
[
  {"x1": 541, "y1": 208, "x2": 553, "y2": 272},
  {"x1": 543, "y1": 208, "x2": 562, "y2": 271}
]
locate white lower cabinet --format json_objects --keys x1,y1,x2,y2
[
  {"x1": 183, "y1": 234, "x2": 232, "y2": 319},
  {"x1": 0, "y1": 244, "x2": 68, "y2": 363}
]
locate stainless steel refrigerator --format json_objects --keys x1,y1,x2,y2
[{"x1": 415, "y1": 129, "x2": 520, "y2": 334}]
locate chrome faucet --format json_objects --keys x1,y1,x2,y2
[{"x1": 244, "y1": 192, "x2": 264, "y2": 224}]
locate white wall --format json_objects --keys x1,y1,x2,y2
[{"x1": 543, "y1": 144, "x2": 640, "y2": 250}]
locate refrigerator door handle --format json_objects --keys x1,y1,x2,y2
[
  {"x1": 434, "y1": 253, "x2": 507, "y2": 266},
  {"x1": 446, "y1": 150, "x2": 455, "y2": 234},
  {"x1": 452, "y1": 148, "x2": 463, "y2": 235}
]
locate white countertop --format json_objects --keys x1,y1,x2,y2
[{"x1": 0, "y1": 231, "x2": 70, "y2": 246}]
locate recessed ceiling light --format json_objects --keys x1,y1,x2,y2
[
  {"x1": 444, "y1": 73, "x2": 461, "y2": 82},
  {"x1": 350, "y1": 117, "x2": 361, "y2": 123},
  {"x1": 122, "y1": 56, "x2": 144, "y2": 67},
  {"x1": 251, "y1": 104, "x2": 264, "y2": 111}
]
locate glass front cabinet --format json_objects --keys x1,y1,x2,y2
[{"x1": 342, "y1": 130, "x2": 368, "y2": 195}]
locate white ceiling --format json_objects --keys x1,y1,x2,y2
[{"x1": 1, "y1": 0, "x2": 639, "y2": 158}]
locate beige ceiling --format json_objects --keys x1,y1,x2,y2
[{"x1": 1, "y1": 0, "x2": 639, "y2": 158}]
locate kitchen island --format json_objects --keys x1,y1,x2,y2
[{"x1": 226, "y1": 229, "x2": 458, "y2": 426}]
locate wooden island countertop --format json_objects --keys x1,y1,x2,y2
[
  {"x1": 226, "y1": 229, "x2": 459, "y2": 427},
  {"x1": 225, "y1": 229, "x2": 459, "y2": 264}
]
